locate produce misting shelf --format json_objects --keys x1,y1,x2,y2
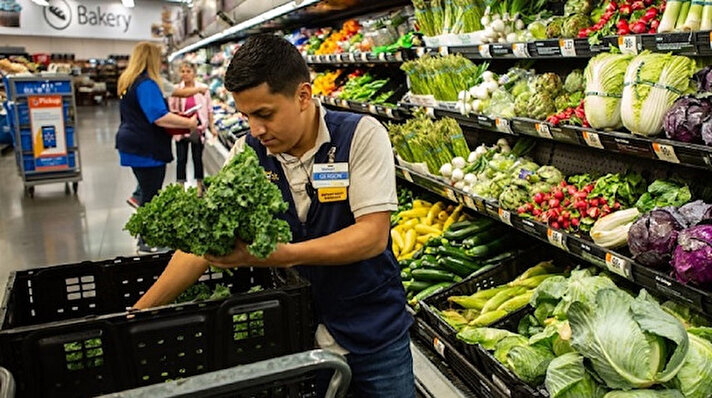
[
  {"x1": 418, "y1": 30, "x2": 712, "y2": 60},
  {"x1": 394, "y1": 164, "x2": 712, "y2": 318},
  {"x1": 397, "y1": 102, "x2": 712, "y2": 171}
]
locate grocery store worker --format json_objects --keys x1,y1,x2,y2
[
  {"x1": 134, "y1": 34, "x2": 415, "y2": 397},
  {"x1": 115, "y1": 42, "x2": 198, "y2": 251}
]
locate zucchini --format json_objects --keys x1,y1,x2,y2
[
  {"x1": 401, "y1": 268, "x2": 412, "y2": 280},
  {"x1": 446, "y1": 220, "x2": 477, "y2": 231},
  {"x1": 409, "y1": 259, "x2": 424, "y2": 270},
  {"x1": 462, "y1": 228, "x2": 507, "y2": 249},
  {"x1": 438, "y1": 257, "x2": 480, "y2": 277},
  {"x1": 408, "y1": 280, "x2": 434, "y2": 292},
  {"x1": 412, "y1": 269, "x2": 459, "y2": 283},
  {"x1": 436, "y1": 245, "x2": 474, "y2": 262},
  {"x1": 465, "y1": 236, "x2": 508, "y2": 258},
  {"x1": 442, "y1": 218, "x2": 495, "y2": 241},
  {"x1": 411, "y1": 282, "x2": 452, "y2": 303},
  {"x1": 420, "y1": 259, "x2": 441, "y2": 269}
]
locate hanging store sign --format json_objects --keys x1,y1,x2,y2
[
  {"x1": 0, "y1": 0, "x2": 174, "y2": 41},
  {"x1": 29, "y1": 95, "x2": 69, "y2": 171}
]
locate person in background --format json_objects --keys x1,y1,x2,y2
[
  {"x1": 169, "y1": 62, "x2": 216, "y2": 196},
  {"x1": 115, "y1": 41, "x2": 197, "y2": 253},
  {"x1": 126, "y1": 73, "x2": 210, "y2": 208}
]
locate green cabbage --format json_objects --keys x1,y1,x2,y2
[
  {"x1": 545, "y1": 353, "x2": 608, "y2": 398},
  {"x1": 620, "y1": 52, "x2": 696, "y2": 136},
  {"x1": 568, "y1": 289, "x2": 689, "y2": 390},
  {"x1": 584, "y1": 53, "x2": 633, "y2": 129},
  {"x1": 666, "y1": 327, "x2": 712, "y2": 398},
  {"x1": 602, "y1": 390, "x2": 684, "y2": 398}
]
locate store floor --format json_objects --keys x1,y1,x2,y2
[{"x1": 0, "y1": 101, "x2": 194, "y2": 297}]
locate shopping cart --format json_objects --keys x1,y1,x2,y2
[{"x1": 97, "y1": 349, "x2": 351, "y2": 398}]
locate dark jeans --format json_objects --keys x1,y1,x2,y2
[
  {"x1": 131, "y1": 166, "x2": 166, "y2": 206},
  {"x1": 175, "y1": 139, "x2": 204, "y2": 181},
  {"x1": 316, "y1": 332, "x2": 415, "y2": 398}
]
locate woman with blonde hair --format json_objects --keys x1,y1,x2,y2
[
  {"x1": 169, "y1": 62, "x2": 216, "y2": 196},
  {"x1": 115, "y1": 41, "x2": 197, "y2": 253}
]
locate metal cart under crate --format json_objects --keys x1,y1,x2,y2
[{"x1": 4, "y1": 74, "x2": 82, "y2": 197}]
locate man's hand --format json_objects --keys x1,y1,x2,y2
[{"x1": 204, "y1": 240, "x2": 294, "y2": 269}]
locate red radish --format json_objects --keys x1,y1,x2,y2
[
  {"x1": 650, "y1": 19, "x2": 660, "y2": 30},
  {"x1": 563, "y1": 199, "x2": 571, "y2": 207},
  {"x1": 518, "y1": 207, "x2": 526, "y2": 214},
  {"x1": 619, "y1": 4, "x2": 632, "y2": 14},
  {"x1": 599, "y1": 197, "x2": 608, "y2": 205},
  {"x1": 613, "y1": 201, "x2": 621, "y2": 210},
  {"x1": 562, "y1": 211, "x2": 571, "y2": 220},
  {"x1": 644, "y1": 7, "x2": 658, "y2": 19},
  {"x1": 533, "y1": 208, "x2": 541, "y2": 216},
  {"x1": 557, "y1": 215, "x2": 565, "y2": 224},
  {"x1": 551, "y1": 221, "x2": 561, "y2": 229},
  {"x1": 589, "y1": 198, "x2": 600, "y2": 207},
  {"x1": 574, "y1": 192, "x2": 588, "y2": 200},
  {"x1": 550, "y1": 199, "x2": 561, "y2": 208},
  {"x1": 588, "y1": 207, "x2": 600, "y2": 218},
  {"x1": 549, "y1": 115, "x2": 560, "y2": 125},
  {"x1": 571, "y1": 218, "x2": 580, "y2": 227},
  {"x1": 617, "y1": 27, "x2": 631, "y2": 35},
  {"x1": 567, "y1": 185, "x2": 578, "y2": 196},
  {"x1": 584, "y1": 184, "x2": 594, "y2": 193},
  {"x1": 534, "y1": 192, "x2": 544, "y2": 204},
  {"x1": 606, "y1": 1, "x2": 618, "y2": 12},
  {"x1": 617, "y1": 19, "x2": 629, "y2": 29},
  {"x1": 643, "y1": 0, "x2": 653, "y2": 5},
  {"x1": 525, "y1": 203, "x2": 534, "y2": 212},
  {"x1": 562, "y1": 220, "x2": 570, "y2": 230},
  {"x1": 602, "y1": 204, "x2": 611, "y2": 213},
  {"x1": 560, "y1": 181, "x2": 568, "y2": 188},
  {"x1": 631, "y1": 0, "x2": 644, "y2": 10},
  {"x1": 574, "y1": 200, "x2": 587, "y2": 210},
  {"x1": 648, "y1": 28, "x2": 657, "y2": 34},
  {"x1": 554, "y1": 190, "x2": 565, "y2": 200},
  {"x1": 543, "y1": 193, "x2": 551, "y2": 201}
]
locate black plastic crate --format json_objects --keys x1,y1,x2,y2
[
  {"x1": 411, "y1": 318, "x2": 507, "y2": 398},
  {"x1": 0, "y1": 253, "x2": 313, "y2": 398}
]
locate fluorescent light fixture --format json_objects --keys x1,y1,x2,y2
[
  {"x1": 31, "y1": 0, "x2": 50, "y2": 6},
  {"x1": 168, "y1": 0, "x2": 320, "y2": 61},
  {"x1": 122, "y1": 0, "x2": 135, "y2": 8}
]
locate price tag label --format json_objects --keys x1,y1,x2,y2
[
  {"x1": 306, "y1": 55, "x2": 314, "y2": 62},
  {"x1": 401, "y1": 168, "x2": 413, "y2": 183},
  {"x1": 425, "y1": 107, "x2": 436, "y2": 118},
  {"x1": 445, "y1": 188, "x2": 458, "y2": 203},
  {"x1": 498, "y1": 208, "x2": 513, "y2": 226},
  {"x1": 559, "y1": 39, "x2": 577, "y2": 57},
  {"x1": 547, "y1": 228, "x2": 568, "y2": 251},
  {"x1": 535, "y1": 123, "x2": 553, "y2": 139},
  {"x1": 368, "y1": 104, "x2": 378, "y2": 114},
  {"x1": 512, "y1": 42, "x2": 530, "y2": 58},
  {"x1": 416, "y1": 47, "x2": 426, "y2": 58},
  {"x1": 336, "y1": 53, "x2": 343, "y2": 62},
  {"x1": 478, "y1": 44, "x2": 492, "y2": 58},
  {"x1": 582, "y1": 131, "x2": 604, "y2": 149},
  {"x1": 348, "y1": 53, "x2": 356, "y2": 62},
  {"x1": 496, "y1": 118, "x2": 514, "y2": 134},
  {"x1": 386, "y1": 108, "x2": 395, "y2": 118},
  {"x1": 464, "y1": 195, "x2": 477, "y2": 210},
  {"x1": 605, "y1": 252, "x2": 632, "y2": 279},
  {"x1": 395, "y1": 51, "x2": 404, "y2": 62},
  {"x1": 361, "y1": 53, "x2": 370, "y2": 62},
  {"x1": 652, "y1": 142, "x2": 680, "y2": 163},
  {"x1": 378, "y1": 52, "x2": 387, "y2": 61},
  {"x1": 618, "y1": 35, "x2": 639, "y2": 55},
  {"x1": 439, "y1": 46, "x2": 449, "y2": 56},
  {"x1": 433, "y1": 337, "x2": 446, "y2": 358},
  {"x1": 340, "y1": 100, "x2": 349, "y2": 108}
]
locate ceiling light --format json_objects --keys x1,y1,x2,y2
[
  {"x1": 31, "y1": 0, "x2": 50, "y2": 6},
  {"x1": 122, "y1": 0, "x2": 135, "y2": 8}
]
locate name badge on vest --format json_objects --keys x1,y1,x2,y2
[{"x1": 313, "y1": 162, "x2": 349, "y2": 203}]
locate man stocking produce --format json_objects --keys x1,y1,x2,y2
[{"x1": 133, "y1": 34, "x2": 414, "y2": 397}]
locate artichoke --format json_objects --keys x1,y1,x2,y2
[
  {"x1": 564, "y1": 69, "x2": 585, "y2": 93},
  {"x1": 500, "y1": 185, "x2": 530, "y2": 211},
  {"x1": 530, "y1": 181, "x2": 553, "y2": 195},
  {"x1": 536, "y1": 165, "x2": 564, "y2": 185},
  {"x1": 562, "y1": 14, "x2": 592, "y2": 38},
  {"x1": 546, "y1": 17, "x2": 564, "y2": 39},
  {"x1": 564, "y1": 0, "x2": 595, "y2": 16},
  {"x1": 534, "y1": 73, "x2": 563, "y2": 96},
  {"x1": 515, "y1": 92, "x2": 533, "y2": 117},
  {"x1": 555, "y1": 93, "x2": 572, "y2": 112},
  {"x1": 527, "y1": 92, "x2": 557, "y2": 120}
]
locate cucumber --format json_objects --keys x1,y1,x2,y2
[
  {"x1": 412, "y1": 269, "x2": 459, "y2": 283},
  {"x1": 412, "y1": 282, "x2": 452, "y2": 303},
  {"x1": 446, "y1": 220, "x2": 477, "y2": 231},
  {"x1": 401, "y1": 268, "x2": 412, "y2": 280},
  {"x1": 462, "y1": 228, "x2": 507, "y2": 249},
  {"x1": 421, "y1": 259, "x2": 441, "y2": 269},
  {"x1": 436, "y1": 245, "x2": 475, "y2": 262},
  {"x1": 443, "y1": 218, "x2": 495, "y2": 241},
  {"x1": 438, "y1": 257, "x2": 480, "y2": 277},
  {"x1": 408, "y1": 280, "x2": 434, "y2": 292},
  {"x1": 465, "y1": 236, "x2": 508, "y2": 258},
  {"x1": 409, "y1": 259, "x2": 424, "y2": 270}
]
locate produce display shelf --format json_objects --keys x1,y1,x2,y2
[
  {"x1": 304, "y1": 49, "x2": 411, "y2": 65},
  {"x1": 395, "y1": 164, "x2": 712, "y2": 318},
  {"x1": 315, "y1": 94, "x2": 407, "y2": 120},
  {"x1": 398, "y1": 102, "x2": 712, "y2": 172},
  {"x1": 419, "y1": 30, "x2": 712, "y2": 60}
]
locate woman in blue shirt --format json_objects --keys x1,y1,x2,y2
[{"x1": 115, "y1": 42, "x2": 197, "y2": 252}]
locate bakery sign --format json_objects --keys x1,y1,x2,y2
[{"x1": 0, "y1": 0, "x2": 173, "y2": 41}]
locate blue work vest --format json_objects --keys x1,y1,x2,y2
[
  {"x1": 115, "y1": 74, "x2": 173, "y2": 163},
  {"x1": 245, "y1": 109, "x2": 412, "y2": 354}
]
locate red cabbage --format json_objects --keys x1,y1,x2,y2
[
  {"x1": 679, "y1": 200, "x2": 712, "y2": 226},
  {"x1": 702, "y1": 116, "x2": 712, "y2": 146},
  {"x1": 628, "y1": 207, "x2": 687, "y2": 268},
  {"x1": 663, "y1": 96, "x2": 712, "y2": 143},
  {"x1": 672, "y1": 225, "x2": 712, "y2": 287},
  {"x1": 694, "y1": 66, "x2": 712, "y2": 92}
]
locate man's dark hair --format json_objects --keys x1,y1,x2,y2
[{"x1": 225, "y1": 34, "x2": 310, "y2": 95}]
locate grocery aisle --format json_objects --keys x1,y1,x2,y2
[{"x1": 0, "y1": 101, "x2": 181, "y2": 295}]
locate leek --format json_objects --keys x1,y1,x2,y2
[
  {"x1": 701, "y1": 0, "x2": 712, "y2": 30},
  {"x1": 682, "y1": 0, "x2": 705, "y2": 30},
  {"x1": 658, "y1": 0, "x2": 688, "y2": 32}
]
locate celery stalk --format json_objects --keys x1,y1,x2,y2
[
  {"x1": 675, "y1": 0, "x2": 692, "y2": 30},
  {"x1": 658, "y1": 0, "x2": 686, "y2": 32},
  {"x1": 682, "y1": 0, "x2": 704, "y2": 30}
]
